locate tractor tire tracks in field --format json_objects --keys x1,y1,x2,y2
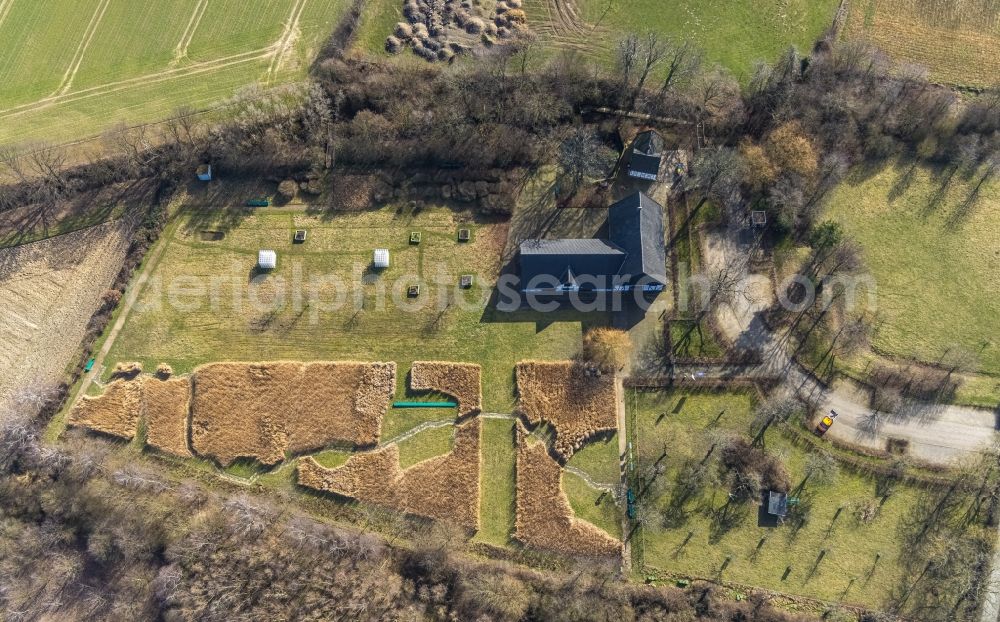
[
  {"x1": 172, "y1": 0, "x2": 210, "y2": 65},
  {"x1": 53, "y1": 0, "x2": 112, "y2": 96},
  {"x1": 0, "y1": 0, "x2": 16, "y2": 32},
  {"x1": 536, "y1": 0, "x2": 610, "y2": 59},
  {"x1": 0, "y1": 47, "x2": 273, "y2": 122},
  {"x1": 0, "y1": 0, "x2": 303, "y2": 125},
  {"x1": 267, "y1": 0, "x2": 309, "y2": 84}
]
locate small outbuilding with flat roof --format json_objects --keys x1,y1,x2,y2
[
  {"x1": 258, "y1": 250, "x2": 277, "y2": 270},
  {"x1": 767, "y1": 491, "x2": 788, "y2": 518}
]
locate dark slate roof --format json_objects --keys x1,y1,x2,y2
[
  {"x1": 767, "y1": 491, "x2": 788, "y2": 517},
  {"x1": 632, "y1": 130, "x2": 665, "y2": 157},
  {"x1": 627, "y1": 131, "x2": 664, "y2": 180},
  {"x1": 519, "y1": 239, "x2": 625, "y2": 256},
  {"x1": 518, "y1": 239, "x2": 626, "y2": 289},
  {"x1": 608, "y1": 191, "x2": 667, "y2": 285}
]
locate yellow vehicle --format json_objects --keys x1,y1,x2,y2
[{"x1": 814, "y1": 410, "x2": 839, "y2": 436}]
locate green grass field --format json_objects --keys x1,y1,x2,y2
[
  {"x1": 576, "y1": 0, "x2": 839, "y2": 74},
  {"x1": 477, "y1": 418, "x2": 519, "y2": 546},
  {"x1": 823, "y1": 161, "x2": 1000, "y2": 376},
  {"x1": 628, "y1": 388, "x2": 990, "y2": 609},
  {"x1": 0, "y1": 0, "x2": 350, "y2": 145}
]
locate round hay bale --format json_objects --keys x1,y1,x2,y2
[
  {"x1": 403, "y1": 0, "x2": 421, "y2": 20},
  {"x1": 506, "y1": 0, "x2": 522, "y2": 7},
  {"x1": 386, "y1": 35, "x2": 404, "y2": 54},
  {"x1": 112, "y1": 361, "x2": 143, "y2": 379},
  {"x1": 453, "y1": 8, "x2": 469, "y2": 26},
  {"x1": 422, "y1": 37, "x2": 441, "y2": 51},
  {"x1": 412, "y1": 22, "x2": 429, "y2": 38},
  {"x1": 497, "y1": 26, "x2": 512, "y2": 39},
  {"x1": 496, "y1": 1, "x2": 509, "y2": 12},
  {"x1": 278, "y1": 179, "x2": 297, "y2": 199},
  {"x1": 438, "y1": 47, "x2": 454, "y2": 61},
  {"x1": 395, "y1": 22, "x2": 414, "y2": 39},
  {"x1": 484, "y1": 22, "x2": 498, "y2": 36},
  {"x1": 494, "y1": 14, "x2": 509, "y2": 27},
  {"x1": 413, "y1": 44, "x2": 438, "y2": 61},
  {"x1": 156, "y1": 363, "x2": 173, "y2": 379},
  {"x1": 464, "y1": 17, "x2": 484, "y2": 34}
]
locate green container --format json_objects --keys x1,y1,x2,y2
[
  {"x1": 392, "y1": 401, "x2": 457, "y2": 408},
  {"x1": 246, "y1": 198, "x2": 269, "y2": 207}
]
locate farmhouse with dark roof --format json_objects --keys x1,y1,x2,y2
[
  {"x1": 625, "y1": 130, "x2": 664, "y2": 181},
  {"x1": 518, "y1": 191, "x2": 667, "y2": 295}
]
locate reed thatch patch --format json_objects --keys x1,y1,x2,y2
[
  {"x1": 515, "y1": 361, "x2": 617, "y2": 460},
  {"x1": 67, "y1": 377, "x2": 143, "y2": 439},
  {"x1": 410, "y1": 361, "x2": 482, "y2": 417},
  {"x1": 297, "y1": 418, "x2": 481, "y2": 529},
  {"x1": 189, "y1": 361, "x2": 396, "y2": 467},
  {"x1": 514, "y1": 422, "x2": 620, "y2": 557}
]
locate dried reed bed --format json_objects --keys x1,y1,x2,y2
[
  {"x1": 515, "y1": 361, "x2": 616, "y2": 460},
  {"x1": 410, "y1": 361, "x2": 482, "y2": 416},
  {"x1": 398, "y1": 418, "x2": 480, "y2": 528},
  {"x1": 190, "y1": 361, "x2": 396, "y2": 467},
  {"x1": 514, "y1": 424, "x2": 620, "y2": 557},
  {"x1": 67, "y1": 377, "x2": 143, "y2": 439},
  {"x1": 142, "y1": 377, "x2": 192, "y2": 457},
  {"x1": 298, "y1": 446, "x2": 404, "y2": 508},
  {"x1": 297, "y1": 418, "x2": 481, "y2": 529}
]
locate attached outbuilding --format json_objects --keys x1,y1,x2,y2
[
  {"x1": 258, "y1": 250, "x2": 277, "y2": 270},
  {"x1": 373, "y1": 248, "x2": 390, "y2": 269},
  {"x1": 626, "y1": 130, "x2": 664, "y2": 181}
]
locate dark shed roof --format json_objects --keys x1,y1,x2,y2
[
  {"x1": 767, "y1": 491, "x2": 788, "y2": 517},
  {"x1": 608, "y1": 192, "x2": 667, "y2": 285},
  {"x1": 627, "y1": 131, "x2": 664, "y2": 180},
  {"x1": 633, "y1": 130, "x2": 664, "y2": 157}
]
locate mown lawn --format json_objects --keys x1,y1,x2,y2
[
  {"x1": 566, "y1": 432, "x2": 620, "y2": 485},
  {"x1": 823, "y1": 161, "x2": 1000, "y2": 376},
  {"x1": 629, "y1": 388, "x2": 990, "y2": 610},
  {"x1": 564, "y1": 472, "x2": 621, "y2": 538},
  {"x1": 104, "y1": 201, "x2": 597, "y2": 412},
  {"x1": 522, "y1": 0, "x2": 840, "y2": 77},
  {"x1": 477, "y1": 418, "x2": 518, "y2": 546}
]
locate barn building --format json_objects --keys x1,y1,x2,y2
[
  {"x1": 518, "y1": 191, "x2": 666, "y2": 295},
  {"x1": 625, "y1": 130, "x2": 664, "y2": 181}
]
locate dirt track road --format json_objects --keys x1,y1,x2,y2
[{"x1": 698, "y1": 226, "x2": 999, "y2": 467}]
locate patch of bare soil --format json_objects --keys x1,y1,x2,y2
[{"x1": 0, "y1": 220, "x2": 131, "y2": 413}]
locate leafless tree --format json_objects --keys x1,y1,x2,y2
[
  {"x1": 658, "y1": 37, "x2": 702, "y2": 96},
  {"x1": 615, "y1": 33, "x2": 639, "y2": 107},
  {"x1": 557, "y1": 127, "x2": 615, "y2": 190},
  {"x1": 626, "y1": 32, "x2": 665, "y2": 111}
]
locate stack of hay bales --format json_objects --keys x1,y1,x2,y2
[{"x1": 387, "y1": 0, "x2": 528, "y2": 61}]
